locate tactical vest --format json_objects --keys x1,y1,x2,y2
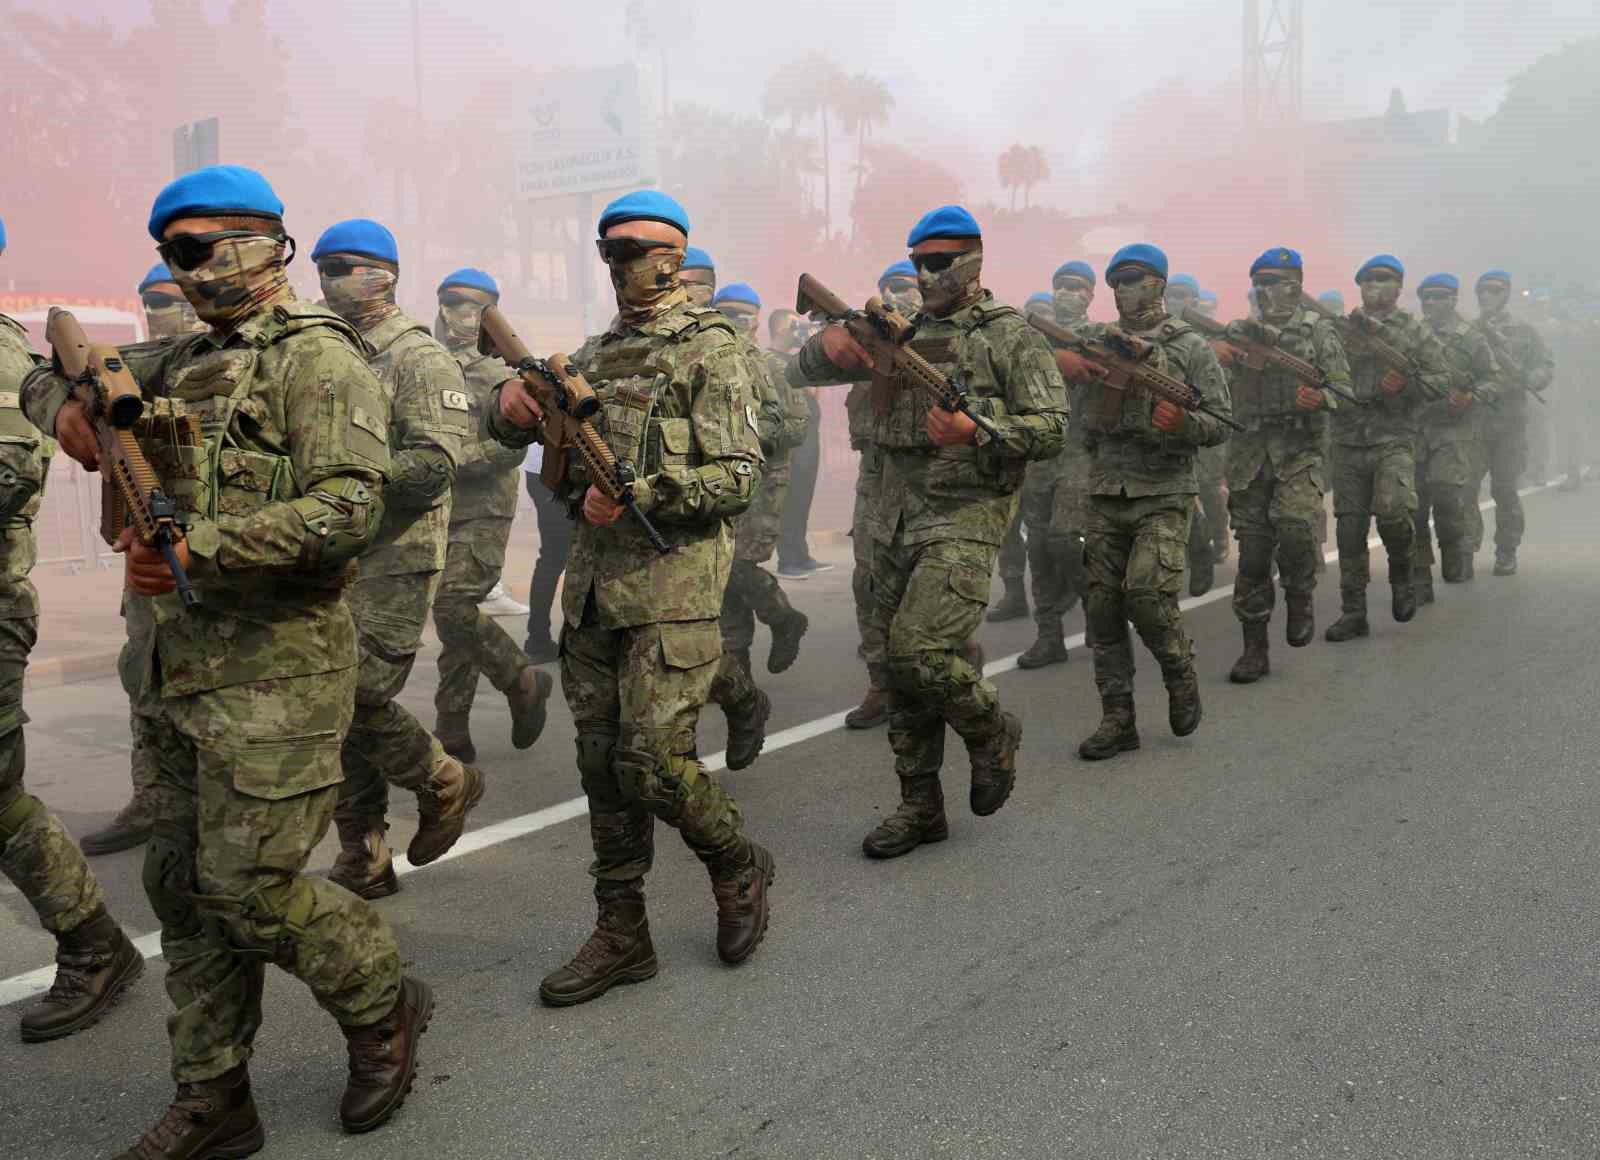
[
  {"x1": 1229, "y1": 312, "x2": 1327, "y2": 428},
  {"x1": 1079, "y1": 318, "x2": 1191, "y2": 441},
  {"x1": 0, "y1": 316, "x2": 48, "y2": 528}
]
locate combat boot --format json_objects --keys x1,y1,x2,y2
[
  {"x1": 329, "y1": 815, "x2": 399, "y2": 900},
  {"x1": 1078, "y1": 695, "x2": 1139, "y2": 760},
  {"x1": 1188, "y1": 549, "x2": 1214, "y2": 598},
  {"x1": 338, "y1": 975, "x2": 433, "y2": 1134},
  {"x1": 862, "y1": 775, "x2": 949, "y2": 859},
  {"x1": 707, "y1": 838, "x2": 776, "y2": 964},
  {"x1": 1460, "y1": 552, "x2": 1475, "y2": 580},
  {"x1": 20, "y1": 907, "x2": 143, "y2": 1043},
  {"x1": 434, "y1": 712, "x2": 476, "y2": 765},
  {"x1": 540, "y1": 880, "x2": 658, "y2": 1006},
  {"x1": 1017, "y1": 626, "x2": 1068, "y2": 669},
  {"x1": 1493, "y1": 550, "x2": 1518, "y2": 576},
  {"x1": 407, "y1": 757, "x2": 485, "y2": 867},
  {"x1": 112, "y1": 1062, "x2": 264, "y2": 1160},
  {"x1": 985, "y1": 579, "x2": 1028, "y2": 622},
  {"x1": 1414, "y1": 566, "x2": 1436, "y2": 606},
  {"x1": 967, "y1": 710, "x2": 1022, "y2": 816},
  {"x1": 1228, "y1": 622, "x2": 1270, "y2": 684},
  {"x1": 766, "y1": 608, "x2": 809, "y2": 674},
  {"x1": 80, "y1": 794, "x2": 154, "y2": 856},
  {"x1": 1167, "y1": 673, "x2": 1203, "y2": 737},
  {"x1": 1441, "y1": 550, "x2": 1468, "y2": 584},
  {"x1": 724, "y1": 687, "x2": 771, "y2": 772},
  {"x1": 522, "y1": 633, "x2": 559, "y2": 664},
  {"x1": 1284, "y1": 592, "x2": 1315, "y2": 647},
  {"x1": 1391, "y1": 575, "x2": 1417, "y2": 623},
  {"x1": 845, "y1": 684, "x2": 890, "y2": 730},
  {"x1": 508, "y1": 666, "x2": 555, "y2": 750},
  {"x1": 1324, "y1": 595, "x2": 1370, "y2": 643}
]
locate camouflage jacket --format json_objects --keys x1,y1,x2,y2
[
  {"x1": 764, "y1": 349, "x2": 809, "y2": 455},
  {"x1": 22, "y1": 301, "x2": 391, "y2": 696},
  {"x1": 1473, "y1": 311, "x2": 1554, "y2": 426},
  {"x1": 447, "y1": 342, "x2": 525, "y2": 524},
  {"x1": 1422, "y1": 315, "x2": 1499, "y2": 447},
  {"x1": 0, "y1": 315, "x2": 48, "y2": 621},
  {"x1": 1223, "y1": 307, "x2": 1348, "y2": 483},
  {"x1": 1331, "y1": 307, "x2": 1452, "y2": 448},
  {"x1": 1075, "y1": 316, "x2": 1232, "y2": 498},
  {"x1": 789, "y1": 290, "x2": 1068, "y2": 547},
  {"x1": 487, "y1": 301, "x2": 762, "y2": 628},
  {"x1": 360, "y1": 312, "x2": 469, "y2": 576}
]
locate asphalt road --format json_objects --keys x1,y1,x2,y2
[{"x1": 3, "y1": 484, "x2": 1599, "y2": 1159}]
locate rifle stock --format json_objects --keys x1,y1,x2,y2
[{"x1": 1478, "y1": 322, "x2": 1548, "y2": 406}]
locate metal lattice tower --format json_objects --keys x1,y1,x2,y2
[{"x1": 1243, "y1": 0, "x2": 1303, "y2": 132}]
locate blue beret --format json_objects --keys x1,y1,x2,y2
[
  {"x1": 311, "y1": 218, "x2": 399, "y2": 266},
  {"x1": 148, "y1": 165, "x2": 284, "y2": 240},
  {"x1": 1053, "y1": 260, "x2": 1096, "y2": 286},
  {"x1": 597, "y1": 190, "x2": 689, "y2": 238},
  {"x1": 1477, "y1": 268, "x2": 1512, "y2": 288},
  {"x1": 713, "y1": 282, "x2": 761, "y2": 309},
  {"x1": 1317, "y1": 290, "x2": 1345, "y2": 309},
  {"x1": 437, "y1": 267, "x2": 499, "y2": 299},
  {"x1": 139, "y1": 262, "x2": 176, "y2": 292},
  {"x1": 0, "y1": 215, "x2": 6, "y2": 253},
  {"x1": 1249, "y1": 246, "x2": 1303, "y2": 276},
  {"x1": 878, "y1": 260, "x2": 917, "y2": 286},
  {"x1": 1199, "y1": 289, "x2": 1218, "y2": 304},
  {"x1": 1025, "y1": 292, "x2": 1053, "y2": 309},
  {"x1": 1356, "y1": 253, "x2": 1404, "y2": 281},
  {"x1": 1418, "y1": 273, "x2": 1459, "y2": 294},
  {"x1": 1168, "y1": 273, "x2": 1200, "y2": 293},
  {"x1": 1107, "y1": 243, "x2": 1168, "y2": 279},
  {"x1": 907, "y1": 205, "x2": 982, "y2": 247},
  {"x1": 682, "y1": 245, "x2": 715, "y2": 272}
]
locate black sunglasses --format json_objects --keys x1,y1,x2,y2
[
  {"x1": 438, "y1": 290, "x2": 486, "y2": 308},
  {"x1": 1418, "y1": 290, "x2": 1457, "y2": 302},
  {"x1": 910, "y1": 251, "x2": 968, "y2": 274},
  {"x1": 1106, "y1": 267, "x2": 1154, "y2": 287},
  {"x1": 594, "y1": 237, "x2": 676, "y2": 264},
  {"x1": 156, "y1": 230, "x2": 271, "y2": 272},
  {"x1": 317, "y1": 257, "x2": 365, "y2": 279},
  {"x1": 141, "y1": 291, "x2": 182, "y2": 310}
]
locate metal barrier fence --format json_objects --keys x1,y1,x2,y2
[{"x1": 36, "y1": 457, "x2": 118, "y2": 575}]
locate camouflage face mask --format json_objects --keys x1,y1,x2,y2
[
  {"x1": 881, "y1": 280, "x2": 923, "y2": 318},
  {"x1": 916, "y1": 248, "x2": 983, "y2": 317},
  {"x1": 608, "y1": 248, "x2": 687, "y2": 325},
  {"x1": 437, "y1": 300, "x2": 486, "y2": 346},
  {"x1": 682, "y1": 275, "x2": 715, "y2": 308},
  {"x1": 1254, "y1": 278, "x2": 1302, "y2": 324},
  {"x1": 1476, "y1": 283, "x2": 1510, "y2": 316},
  {"x1": 1420, "y1": 295, "x2": 1458, "y2": 329},
  {"x1": 1112, "y1": 273, "x2": 1166, "y2": 328},
  {"x1": 320, "y1": 267, "x2": 398, "y2": 330},
  {"x1": 1359, "y1": 276, "x2": 1402, "y2": 315},
  {"x1": 719, "y1": 307, "x2": 759, "y2": 337},
  {"x1": 144, "y1": 298, "x2": 204, "y2": 340},
  {"x1": 1053, "y1": 284, "x2": 1091, "y2": 324},
  {"x1": 167, "y1": 234, "x2": 292, "y2": 327}
]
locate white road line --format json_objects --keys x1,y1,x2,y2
[{"x1": 0, "y1": 477, "x2": 1570, "y2": 1007}]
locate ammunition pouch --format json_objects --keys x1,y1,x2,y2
[{"x1": 0, "y1": 434, "x2": 44, "y2": 523}]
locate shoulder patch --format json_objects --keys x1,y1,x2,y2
[
  {"x1": 350, "y1": 404, "x2": 387, "y2": 442},
  {"x1": 441, "y1": 389, "x2": 470, "y2": 412}
]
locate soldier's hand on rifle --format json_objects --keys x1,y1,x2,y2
[
  {"x1": 1054, "y1": 348, "x2": 1106, "y2": 384},
  {"x1": 497, "y1": 377, "x2": 546, "y2": 429},
  {"x1": 1449, "y1": 389, "x2": 1474, "y2": 412},
  {"x1": 926, "y1": 406, "x2": 978, "y2": 447},
  {"x1": 582, "y1": 485, "x2": 626, "y2": 528},
  {"x1": 1211, "y1": 341, "x2": 1242, "y2": 368},
  {"x1": 1296, "y1": 384, "x2": 1324, "y2": 411},
  {"x1": 115, "y1": 525, "x2": 189, "y2": 596},
  {"x1": 1380, "y1": 369, "x2": 1407, "y2": 395},
  {"x1": 819, "y1": 323, "x2": 872, "y2": 371},
  {"x1": 1152, "y1": 399, "x2": 1187, "y2": 434},
  {"x1": 54, "y1": 399, "x2": 101, "y2": 470}
]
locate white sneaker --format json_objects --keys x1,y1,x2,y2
[{"x1": 479, "y1": 581, "x2": 530, "y2": 617}]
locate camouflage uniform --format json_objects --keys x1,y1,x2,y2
[
  {"x1": 1225, "y1": 307, "x2": 1349, "y2": 624},
  {"x1": 1469, "y1": 312, "x2": 1553, "y2": 557},
  {"x1": 433, "y1": 340, "x2": 534, "y2": 734},
  {"x1": 0, "y1": 315, "x2": 105, "y2": 937},
  {"x1": 1330, "y1": 309, "x2": 1452, "y2": 621},
  {"x1": 487, "y1": 300, "x2": 764, "y2": 887},
  {"x1": 336, "y1": 312, "x2": 467, "y2": 821},
  {"x1": 1079, "y1": 319, "x2": 1231, "y2": 698},
  {"x1": 846, "y1": 384, "x2": 889, "y2": 693},
  {"x1": 23, "y1": 300, "x2": 402, "y2": 1081},
  {"x1": 790, "y1": 292, "x2": 1067, "y2": 792},
  {"x1": 1416, "y1": 316, "x2": 1498, "y2": 581}
]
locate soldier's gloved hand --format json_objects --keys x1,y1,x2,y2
[
  {"x1": 1380, "y1": 369, "x2": 1407, "y2": 395},
  {"x1": 1295, "y1": 384, "x2": 1324, "y2": 411},
  {"x1": 115, "y1": 525, "x2": 189, "y2": 596},
  {"x1": 819, "y1": 324, "x2": 872, "y2": 371},
  {"x1": 498, "y1": 377, "x2": 546, "y2": 429},
  {"x1": 1152, "y1": 399, "x2": 1187, "y2": 433},
  {"x1": 54, "y1": 399, "x2": 101, "y2": 470},
  {"x1": 1054, "y1": 348, "x2": 1106, "y2": 384},
  {"x1": 582, "y1": 485, "x2": 626, "y2": 527},
  {"x1": 1449, "y1": 389, "x2": 1474, "y2": 412},
  {"x1": 926, "y1": 406, "x2": 978, "y2": 446},
  {"x1": 1211, "y1": 341, "x2": 1242, "y2": 368}
]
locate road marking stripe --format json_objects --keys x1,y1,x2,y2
[{"x1": 0, "y1": 477, "x2": 1569, "y2": 1007}]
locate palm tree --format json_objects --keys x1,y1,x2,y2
[
  {"x1": 997, "y1": 144, "x2": 1025, "y2": 211},
  {"x1": 764, "y1": 53, "x2": 845, "y2": 237},
  {"x1": 625, "y1": 0, "x2": 695, "y2": 115},
  {"x1": 834, "y1": 71, "x2": 894, "y2": 239},
  {"x1": 1019, "y1": 145, "x2": 1050, "y2": 209}
]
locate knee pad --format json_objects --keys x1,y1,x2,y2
[
  {"x1": 0, "y1": 785, "x2": 40, "y2": 850},
  {"x1": 1124, "y1": 588, "x2": 1175, "y2": 634},
  {"x1": 142, "y1": 828, "x2": 202, "y2": 938},
  {"x1": 431, "y1": 598, "x2": 477, "y2": 642},
  {"x1": 218, "y1": 876, "x2": 320, "y2": 967},
  {"x1": 1235, "y1": 535, "x2": 1276, "y2": 579},
  {"x1": 888, "y1": 648, "x2": 972, "y2": 705},
  {"x1": 615, "y1": 746, "x2": 690, "y2": 821},
  {"x1": 575, "y1": 727, "x2": 620, "y2": 804},
  {"x1": 1335, "y1": 515, "x2": 1369, "y2": 555}
]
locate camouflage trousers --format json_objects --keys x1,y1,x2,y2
[
  {"x1": 1468, "y1": 416, "x2": 1527, "y2": 555},
  {"x1": 1023, "y1": 464, "x2": 1085, "y2": 633},
  {"x1": 1188, "y1": 472, "x2": 1228, "y2": 565},
  {"x1": 562, "y1": 600, "x2": 746, "y2": 883},
  {"x1": 145, "y1": 666, "x2": 401, "y2": 1081},
  {"x1": 1084, "y1": 493, "x2": 1195, "y2": 698},
  {"x1": 337, "y1": 572, "x2": 447, "y2": 821},
  {"x1": 433, "y1": 517, "x2": 530, "y2": 718},
  {"x1": 851, "y1": 450, "x2": 887, "y2": 689},
  {"x1": 709, "y1": 558, "x2": 795, "y2": 714},
  {"x1": 1332, "y1": 441, "x2": 1418, "y2": 601},
  {"x1": 0, "y1": 616, "x2": 104, "y2": 936},
  {"x1": 1414, "y1": 429, "x2": 1474, "y2": 570},
  {"x1": 121, "y1": 593, "x2": 162, "y2": 807},
  {"x1": 1228, "y1": 450, "x2": 1325, "y2": 625},
  {"x1": 734, "y1": 454, "x2": 790, "y2": 566},
  {"x1": 866, "y1": 528, "x2": 1008, "y2": 779}
]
